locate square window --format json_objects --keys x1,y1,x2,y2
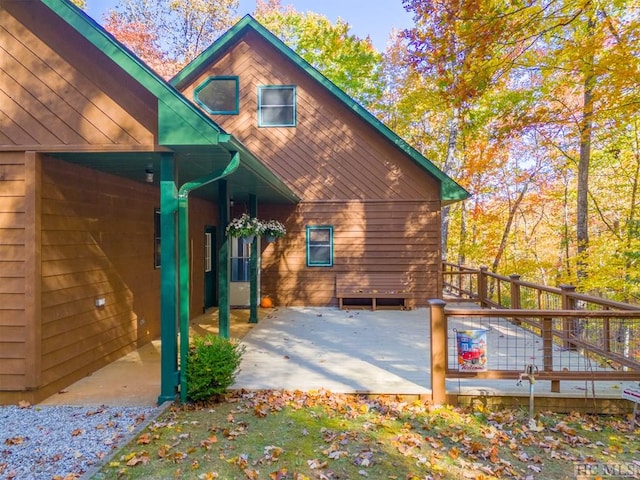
[
  {"x1": 194, "y1": 76, "x2": 239, "y2": 114},
  {"x1": 258, "y1": 85, "x2": 296, "y2": 127},
  {"x1": 307, "y1": 226, "x2": 333, "y2": 267}
]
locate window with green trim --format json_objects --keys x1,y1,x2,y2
[
  {"x1": 306, "y1": 226, "x2": 333, "y2": 267},
  {"x1": 258, "y1": 85, "x2": 296, "y2": 127},
  {"x1": 194, "y1": 76, "x2": 239, "y2": 114}
]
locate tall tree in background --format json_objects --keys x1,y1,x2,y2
[
  {"x1": 103, "y1": 0, "x2": 238, "y2": 75},
  {"x1": 401, "y1": 0, "x2": 537, "y2": 262},
  {"x1": 103, "y1": 10, "x2": 180, "y2": 79},
  {"x1": 254, "y1": 0, "x2": 382, "y2": 106}
]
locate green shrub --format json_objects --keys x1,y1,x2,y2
[{"x1": 185, "y1": 334, "x2": 244, "y2": 402}]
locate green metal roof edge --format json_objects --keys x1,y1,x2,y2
[
  {"x1": 172, "y1": 15, "x2": 469, "y2": 203},
  {"x1": 40, "y1": 0, "x2": 227, "y2": 146},
  {"x1": 225, "y1": 138, "x2": 300, "y2": 203}
]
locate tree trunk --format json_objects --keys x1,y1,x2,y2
[
  {"x1": 492, "y1": 184, "x2": 529, "y2": 273},
  {"x1": 576, "y1": 17, "x2": 596, "y2": 281},
  {"x1": 457, "y1": 201, "x2": 467, "y2": 265},
  {"x1": 441, "y1": 107, "x2": 460, "y2": 261}
]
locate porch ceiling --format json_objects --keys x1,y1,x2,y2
[{"x1": 50, "y1": 146, "x2": 298, "y2": 204}]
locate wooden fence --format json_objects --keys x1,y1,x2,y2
[{"x1": 433, "y1": 264, "x2": 640, "y2": 405}]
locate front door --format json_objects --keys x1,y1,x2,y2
[{"x1": 204, "y1": 226, "x2": 216, "y2": 310}]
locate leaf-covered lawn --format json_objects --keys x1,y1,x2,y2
[{"x1": 94, "y1": 390, "x2": 640, "y2": 479}]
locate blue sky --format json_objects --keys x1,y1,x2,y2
[{"x1": 84, "y1": 0, "x2": 414, "y2": 51}]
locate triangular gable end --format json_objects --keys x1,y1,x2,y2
[
  {"x1": 172, "y1": 15, "x2": 470, "y2": 204},
  {"x1": 41, "y1": 0, "x2": 229, "y2": 147}
]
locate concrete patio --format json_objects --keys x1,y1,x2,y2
[{"x1": 39, "y1": 306, "x2": 636, "y2": 407}]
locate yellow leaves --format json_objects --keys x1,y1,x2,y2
[
  {"x1": 449, "y1": 446, "x2": 461, "y2": 459},
  {"x1": 269, "y1": 467, "x2": 288, "y2": 480},
  {"x1": 4, "y1": 437, "x2": 23, "y2": 446},
  {"x1": 197, "y1": 472, "x2": 219, "y2": 479}
]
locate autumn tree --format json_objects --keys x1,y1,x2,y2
[
  {"x1": 401, "y1": 0, "x2": 539, "y2": 262},
  {"x1": 104, "y1": 0, "x2": 239, "y2": 74},
  {"x1": 254, "y1": 0, "x2": 382, "y2": 106},
  {"x1": 102, "y1": 10, "x2": 180, "y2": 79}
]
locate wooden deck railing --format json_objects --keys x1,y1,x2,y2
[{"x1": 434, "y1": 263, "x2": 640, "y2": 404}]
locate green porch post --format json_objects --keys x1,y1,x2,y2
[
  {"x1": 158, "y1": 153, "x2": 178, "y2": 404},
  {"x1": 176, "y1": 154, "x2": 239, "y2": 403},
  {"x1": 218, "y1": 180, "x2": 230, "y2": 339},
  {"x1": 249, "y1": 194, "x2": 259, "y2": 324}
]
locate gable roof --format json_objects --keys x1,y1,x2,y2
[
  {"x1": 172, "y1": 15, "x2": 469, "y2": 204},
  {"x1": 41, "y1": 0, "x2": 228, "y2": 147},
  {"x1": 33, "y1": 0, "x2": 298, "y2": 203}
]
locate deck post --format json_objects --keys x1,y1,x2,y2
[
  {"x1": 542, "y1": 316, "x2": 559, "y2": 392},
  {"x1": 560, "y1": 284, "x2": 577, "y2": 350},
  {"x1": 509, "y1": 274, "x2": 522, "y2": 324},
  {"x1": 429, "y1": 299, "x2": 447, "y2": 405},
  {"x1": 478, "y1": 266, "x2": 488, "y2": 307}
]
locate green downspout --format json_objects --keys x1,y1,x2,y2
[
  {"x1": 158, "y1": 154, "x2": 179, "y2": 404},
  {"x1": 218, "y1": 180, "x2": 230, "y2": 339},
  {"x1": 178, "y1": 152, "x2": 240, "y2": 404},
  {"x1": 249, "y1": 194, "x2": 259, "y2": 323}
]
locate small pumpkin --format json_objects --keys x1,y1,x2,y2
[{"x1": 260, "y1": 296, "x2": 273, "y2": 308}]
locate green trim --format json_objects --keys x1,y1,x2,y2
[
  {"x1": 153, "y1": 208, "x2": 161, "y2": 269},
  {"x1": 249, "y1": 195, "x2": 259, "y2": 324},
  {"x1": 257, "y1": 85, "x2": 297, "y2": 127},
  {"x1": 158, "y1": 154, "x2": 178, "y2": 404},
  {"x1": 194, "y1": 76, "x2": 240, "y2": 115},
  {"x1": 41, "y1": 0, "x2": 226, "y2": 146},
  {"x1": 306, "y1": 225, "x2": 334, "y2": 267},
  {"x1": 218, "y1": 180, "x2": 231, "y2": 339},
  {"x1": 172, "y1": 15, "x2": 469, "y2": 203},
  {"x1": 177, "y1": 153, "x2": 240, "y2": 403},
  {"x1": 224, "y1": 137, "x2": 300, "y2": 203}
]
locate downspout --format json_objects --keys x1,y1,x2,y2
[{"x1": 177, "y1": 152, "x2": 240, "y2": 403}]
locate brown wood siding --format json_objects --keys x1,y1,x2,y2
[
  {"x1": 0, "y1": 3, "x2": 156, "y2": 148},
  {"x1": 178, "y1": 31, "x2": 445, "y2": 306},
  {"x1": 39, "y1": 157, "x2": 160, "y2": 390},
  {"x1": 260, "y1": 201, "x2": 442, "y2": 307},
  {"x1": 0, "y1": 152, "x2": 28, "y2": 391},
  {"x1": 180, "y1": 31, "x2": 441, "y2": 203}
]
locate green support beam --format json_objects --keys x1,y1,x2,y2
[
  {"x1": 218, "y1": 180, "x2": 230, "y2": 339},
  {"x1": 158, "y1": 154, "x2": 178, "y2": 404},
  {"x1": 177, "y1": 153, "x2": 240, "y2": 403},
  {"x1": 249, "y1": 194, "x2": 259, "y2": 324}
]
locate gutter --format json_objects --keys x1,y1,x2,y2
[{"x1": 177, "y1": 152, "x2": 240, "y2": 404}]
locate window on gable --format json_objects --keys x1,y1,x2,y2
[
  {"x1": 258, "y1": 85, "x2": 296, "y2": 127},
  {"x1": 194, "y1": 76, "x2": 239, "y2": 114},
  {"x1": 306, "y1": 226, "x2": 333, "y2": 267}
]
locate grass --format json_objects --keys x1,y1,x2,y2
[{"x1": 92, "y1": 390, "x2": 640, "y2": 480}]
